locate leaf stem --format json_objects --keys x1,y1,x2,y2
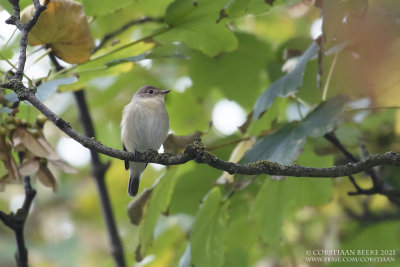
[
  {"x1": 0, "y1": 53, "x2": 32, "y2": 84},
  {"x1": 322, "y1": 52, "x2": 338, "y2": 101},
  {"x1": 346, "y1": 106, "x2": 400, "y2": 112}
]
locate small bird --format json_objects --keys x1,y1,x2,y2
[{"x1": 121, "y1": 85, "x2": 170, "y2": 197}]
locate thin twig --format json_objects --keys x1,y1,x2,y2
[
  {"x1": 5, "y1": 0, "x2": 46, "y2": 80},
  {"x1": 346, "y1": 106, "x2": 400, "y2": 112},
  {"x1": 324, "y1": 132, "x2": 358, "y2": 162},
  {"x1": 208, "y1": 131, "x2": 272, "y2": 151},
  {"x1": 324, "y1": 131, "x2": 382, "y2": 184},
  {"x1": 0, "y1": 52, "x2": 33, "y2": 83},
  {"x1": 92, "y1": 16, "x2": 163, "y2": 53},
  {"x1": 321, "y1": 52, "x2": 338, "y2": 101}
]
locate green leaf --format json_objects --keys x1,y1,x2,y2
[
  {"x1": 242, "y1": 122, "x2": 304, "y2": 164},
  {"x1": 155, "y1": 0, "x2": 238, "y2": 56},
  {"x1": 169, "y1": 162, "x2": 220, "y2": 215},
  {"x1": 287, "y1": 143, "x2": 334, "y2": 207},
  {"x1": 105, "y1": 53, "x2": 148, "y2": 67},
  {"x1": 138, "y1": 167, "x2": 179, "y2": 258},
  {"x1": 130, "y1": 0, "x2": 175, "y2": 16},
  {"x1": 0, "y1": 0, "x2": 12, "y2": 14},
  {"x1": 167, "y1": 89, "x2": 210, "y2": 133},
  {"x1": 246, "y1": 97, "x2": 288, "y2": 136},
  {"x1": 58, "y1": 42, "x2": 153, "y2": 91},
  {"x1": 243, "y1": 95, "x2": 348, "y2": 164},
  {"x1": 253, "y1": 178, "x2": 289, "y2": 247},
  {"x1": 297, "y1": 96, "x2": 349, "y2": 137},
  {"x1": 105, "y1": 43, "x2": 188, "y2": 67},
  {"x1": 253, "y1": 41, "x2": 320, "y2": 119},
  {"x1": 0, "y1": 0, "x2": 31, "y2": 13},
  {"x1": 189, "y1": 33, "x2": 271, "y2": 109},
  {"x1": 341, "y1": 221, "x2": 400, "y2": 251},
  {"x1": 146, "y1": 43, "x2": 189, "y2": 59},
  {"x1": 224, "y1": 190, "x2": 259, "y2": 267},
  {"x1": 253, "y1": 144, "x2": 334, "y2": 247},
  {"x1": 190, "y1": 187, "x2": 229, "y2": 267},
  {"x1": 144, "y1": 223, "x2": 187, "y2": 266},
  {"x1": 78, "y1": 0, "x2": 131, "y2": 16},
  {"x1": 222, "y1": 0, "x2": 281, "y2": 18}
]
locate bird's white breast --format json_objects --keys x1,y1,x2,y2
[{"x1": 121, "y1": 98, "x2": 169, "y2": 153}]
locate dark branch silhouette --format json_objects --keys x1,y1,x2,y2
[
  {"x1": 48, "y1": 52, "x2": 126, "y2": 267},
  {"x1": 0, "y1": 176, "x2": 36, "y2": 267},
  {"x1": 324, "y1": 132, "x2": 400, "y2": 204},
  {"x1": 74, "y1": 90, "x2": 126, "y2": 267}
]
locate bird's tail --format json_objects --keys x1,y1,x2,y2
[
  {"x1": 128, "y1": 173, "x2": 140, "y2": 197},
  {"x1": 127, "y1": 161, "x2": 147, "y2": 197}
]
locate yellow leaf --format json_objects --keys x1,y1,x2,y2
[{"x1": 21, "y1": 0, "x2": 94, "y2": 64}]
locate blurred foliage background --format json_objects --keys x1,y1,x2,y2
[{"x1": 1, "y1": 0, "x2": 400, "y2": 266}]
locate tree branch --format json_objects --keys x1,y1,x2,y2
[
  {"x1": 0, "y1": 176, "x2": 36, "y2": 267},
  {"x1": 324, "y1": 132, "x2": 400, "y2": 202},
  {"x1": 2, "y1": 80, "x2": 400, "y2": 181},
  {"x1": 74, "y1": 90, "x2": 126, "y2": 267}
]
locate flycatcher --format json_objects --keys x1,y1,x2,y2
[{"x1": 121, "y1": 85, "x2": 170, "y2": 197}]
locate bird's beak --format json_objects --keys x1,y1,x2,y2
[{"x1": 160, "y1": 90, "x2": 171, "y2": 94}]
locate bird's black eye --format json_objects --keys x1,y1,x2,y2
[{"x1": 147, "y1": 89, "x2": 154, "y2": 94}]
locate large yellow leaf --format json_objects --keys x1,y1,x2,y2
[{"x1": 21, "y1": 0, "x2": 94, "y2": 64}]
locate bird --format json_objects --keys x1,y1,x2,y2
[{"x1": 121, "y1": 85, "x2": 170, "y2": 197}]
